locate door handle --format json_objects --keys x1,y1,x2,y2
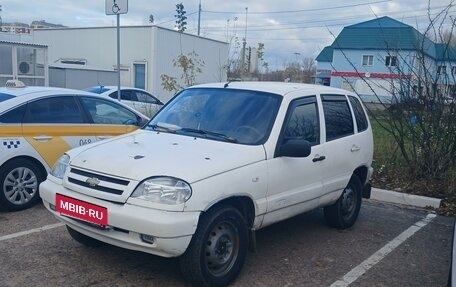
[
  {"x1": 351, "y1": 145, "x2": 361, "y2": 152},
  {"x1": 312, "y1": 155, "x2": 326, "y2": 162},
  {"x1": 33, "y1": 135, "x2": 53, "y2": 142},
  {"x1": 97, "y1": 136, "x2": 112, "y2": 140}
]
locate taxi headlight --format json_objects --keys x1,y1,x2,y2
[
  {"x1": 50, "y1": 154, "x2": 70, "y2": 179},
  {"x1": 131, "y1": 177, "x2": 192, "y2": 205}
]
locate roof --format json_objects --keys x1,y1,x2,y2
[
  {"x1": 319, "y1": 16, "x2": 456, "y2": 62},
  {"x1": 316, "y1": 46, "x2": 334, "y2": 62},
  {"x1": 0, "y1": 40, "x2": 48, "y2": 48},
  {"x1": 192, "y1": 81, "x2": 354, "y2": 98}
]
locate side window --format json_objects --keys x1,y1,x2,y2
[
  {"x1": 121, "y1": 90, "x2": 137, "y2": 102},
  {"x1": 24, "y1": 96, "x2": 83, "y2": 123},
  {"x1": 321, "y1": 94, "x2": 354, "y2": 141},
  {"x1": 349, "y1": 96, "x2": 368, "y2": 132},
  {"x1": 136, "y1": 91, "x2": 160, "y2": 104},
  {"x1": 283, "y1": 97, "x2": 319, "y2": 145},
  {"x1": 0, "y1": 105, "x2": 26, "y2": 123},
  {"x1": 80, "y1": 97, "x2": 139, "y2": 126}
]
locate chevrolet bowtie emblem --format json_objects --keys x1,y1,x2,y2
[{"x1": 85, "y1": 177, "x2": 100, "y2": 187}]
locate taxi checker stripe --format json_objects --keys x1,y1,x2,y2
[{"x1": 3, "y1": 140, "x2": 21, "y2": 149}]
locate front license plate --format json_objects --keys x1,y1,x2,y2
[{"x1": 55, "y1": 194, "x2": 108, "y2": 226}]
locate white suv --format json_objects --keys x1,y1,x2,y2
[{"x1": 40, "y1": 82, "x2": 373, "y2": 287}]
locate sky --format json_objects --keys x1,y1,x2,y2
[{"x1": 0, "y1": 0, "x2": 455, "y2": 70}]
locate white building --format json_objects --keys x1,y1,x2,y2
[{"x1": 33, "y1": 26, "x2": 229, "y2": 102}]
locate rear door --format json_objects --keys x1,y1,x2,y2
[{"x1": 319, "y1": 94, "x2": 358, "y2": 195}]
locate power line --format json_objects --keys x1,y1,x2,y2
[{"x1": 202, "y1": 0, "x2": 392, "y2": 15}]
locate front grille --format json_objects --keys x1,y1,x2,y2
[
  {"x1": 70, "y1": 168, "x2": 129, "y2": 186},
  {"x1": 68, "y1": 178, "x2": 123, "y2": 195},
  {"x1": 67, "y1": 168, "x2": 130, "y2": 196}
]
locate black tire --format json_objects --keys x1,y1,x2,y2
[
  {"x1": 179, "y1": 205, "x2": 248, "y2": 287},
  {"x1": 324, "y1": 175, "x2": 362, "y2": 229},
  {"x1": 0, "y1": 158, "x2": 44, "y2": 211},
  {"x1": 66, "y1": 225, "x2": 103, "y2": 247}
]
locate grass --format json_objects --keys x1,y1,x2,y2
[{"x1": 369, "y1": 117, "x2": 456, "y2": 215}]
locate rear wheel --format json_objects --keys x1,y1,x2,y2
[
  {"x1": 0, "y1": 158, "x2": 44, "y2": 211},
  {"x1": 324, "y1": 175, "x2": 362, "y2": 229},
  {"x1": 66, "y1": 226, "x2": 103, "y2": 247},
  {"x1": 179, "y1": 205, "x2": 248, "y2": 287}
]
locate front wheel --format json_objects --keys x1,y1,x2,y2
[
  {"x1": 179, "y1": 205, "x2": 248, "y2": 287},
  {"x1": 324, "y1": 175, "x2": 362, "y2": 229}
]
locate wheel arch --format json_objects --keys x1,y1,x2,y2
[
  {"x1": 1, "y1": 156, "x2": 48, "y2": 180},
  {"x1": 353, "y1": 165, "x2": 368, "y2": 185},
  {"x1": 203, "y1": 196, "x2": 256, "y2": 228}
]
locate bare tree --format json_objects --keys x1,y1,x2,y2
[{"x1": 332, "y1": 4, "x2": 456, "y2": 180}]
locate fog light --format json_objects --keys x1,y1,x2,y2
[
  {"x1": 50, "y1": 203, "x2": 56, "y2": 211},
  {"x1": 141, "y1": 234, "x2": 155, "y2": 244}
]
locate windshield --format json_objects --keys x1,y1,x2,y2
[
  {"x1": 0, "y1": 92, "x2": 14, "y2": 103},
  {"x1": 85, "y1": 87, "x2": 110, "y2": 94},
  {"x1": 147, "y1": 88, "x2": 281, "y2": 145}
]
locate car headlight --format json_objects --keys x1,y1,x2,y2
[
  {"x1": 131, "y1": 177, "x2": 192, "y2": 205},
  {"x1": 50, "y1": 154, "x2": 70, "y2": 179}
]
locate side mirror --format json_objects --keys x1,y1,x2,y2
[{"x1": 279, "y1": 139, "x2": 312, "y2": 158}]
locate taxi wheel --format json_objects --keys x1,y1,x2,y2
[
  {"x1": 179, "y1": 205, "x2": 248, "y2": 287},
  {"x1": 66, "y1": 226, "x2": 103, "y2": 247},
  {"x1": 0, "y1": 158, "x2": 44, "y2": 211}
]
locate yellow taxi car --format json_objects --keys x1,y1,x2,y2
[{"x1": 0, "y1": 81, "x2": 148, "y2": 211}]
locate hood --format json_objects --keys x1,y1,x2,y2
[{"x1": 69, "y1": 130, "x2": 266, "y2": 183}]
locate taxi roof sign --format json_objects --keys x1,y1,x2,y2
[
  {"x1": 5, "y1": 80, "x2": 26, "y2": 88},
  {"x1": 105, "y1": 0, "x2": 128, "y2": 15}
]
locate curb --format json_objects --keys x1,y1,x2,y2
[{"x1": 370, "y1": 188, "x2": 442, "y2": 209}]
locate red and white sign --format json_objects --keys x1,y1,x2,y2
[
  {"x1": 331, "y1": 71, "x2": 412, "y2": 79},
  {"x1": 56, "y1": 194, "x2": 108, "y2": 226}
]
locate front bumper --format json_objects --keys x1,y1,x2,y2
[{"x1": 39, "y1": 179, "x2": 200, "y2": 257}]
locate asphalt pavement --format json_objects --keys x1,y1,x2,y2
[{"x1": 0, "y1": 199, "x2": 452, "y2": 287}]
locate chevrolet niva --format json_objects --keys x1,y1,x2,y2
[{"x1": 40, "y1": 82, "x2": 373, "y2": 287}]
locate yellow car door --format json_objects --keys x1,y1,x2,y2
[{"x1": 22, "y1": 95, "x2": 97, "y2": 169}]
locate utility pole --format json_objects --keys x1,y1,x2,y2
[
  {"x1": 0, "y1": 5, "x2": 3, "y2": 29},
  {"x1": 197, "y1": 0, "x2": 201, "y2": 36},
  {"x1": 240, "y1": 7, "x2": 248, "y2": 78}
]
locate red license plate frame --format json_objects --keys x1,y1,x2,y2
[{"x1": 55, "y1": 194, "x2": 108, "y2": 226}]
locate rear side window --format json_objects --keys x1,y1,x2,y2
[
  {"x1": 24, "y1": 96, "x2": 84, "y2": 124},
  {"x1": 0, "y1": 105, "x2": 26, "y2": 123},
  {"x1": 349, "y1": 96, "x2": 368, "y2": 132},
  {"x1": 322, "y1": 94, "x2": 354, "y2": 141},
  {"x1": 109, "y1": 90, "x2": 137, "y2": 102}
]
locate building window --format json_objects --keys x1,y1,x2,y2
[
  {"x1": 385, "y1": 56, "x2": 397, "y2": 67},
  {"x1": 362, "y1": 55, "x2": 373, "y2": 66},
  {"x1": 437, "y1": 65, "x2": 446, "y2": 75},
  {"x1": 133, "y1": 63, "x2": 146, "y2": 90}
]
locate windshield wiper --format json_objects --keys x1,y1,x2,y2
[
  {"x1": 179, "y1": 128, "x2": 238, "y2": 143},
  {"x1": 148, "y1": 123, "x2": 179, "y2": 133}
]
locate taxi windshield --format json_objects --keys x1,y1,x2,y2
[
  {"x1": 0, "y1": 92, "x2": 14, "y2": 103},
  {"x1": 147, "y1": 88, "x2": 281, "y2": 145}
]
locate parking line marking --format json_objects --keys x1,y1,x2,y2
[
  {"x1": 330, "y1": 213, "x2": 437, "y2": 287},
  {"x1": 0, "y1": 222, "x2": 65, "y2": 242}
]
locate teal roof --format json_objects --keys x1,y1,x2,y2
[
  {"x1": 316, "y1": 46, "x2": 333, "y2": 62},
  {"x1": 435, "y1": 43, "x2": 456, "y2": 61},
  {"x1": 317, "y1": 16, "x2": 456, "y2": 62}
]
